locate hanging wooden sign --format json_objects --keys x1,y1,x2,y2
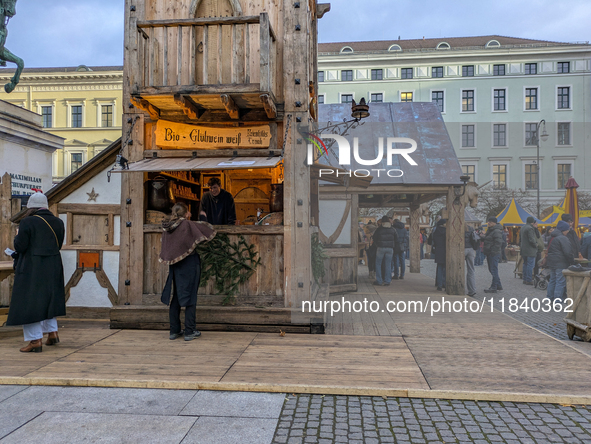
[{"x1": 155, "y1": 120, "x2": 272, "y2": 149}]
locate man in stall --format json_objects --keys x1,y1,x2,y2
[{"x1": 199, "y1": 177, "x2": 236, "y2": 225}]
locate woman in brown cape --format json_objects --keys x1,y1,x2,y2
[{"x1": 159, "y1": 203, "x2": 216, "y2": 341}]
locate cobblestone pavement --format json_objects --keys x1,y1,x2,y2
[
  {"x1": 420, "y1": 258, "x2": 573, "y2": 341},
  {"x1": 272, "y1": 395, "x2": 591, "y2": 444}
]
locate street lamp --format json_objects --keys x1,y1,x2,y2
[{"x1": 536, "y1": 119, "x2": 549, "y2": 218}]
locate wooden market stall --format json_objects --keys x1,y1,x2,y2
[
  {"x1": 316, "y1": 102, "x2": 477, "y2": 296},
  {"x1": 111, "y1": 0, "x2": 329, "y2": 331}
]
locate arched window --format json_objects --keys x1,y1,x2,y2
[
  {"x1": 436, "y1": 42, "x2": 450, "y2": 50},
  {"x1": 340, "y1": 46, "x2": 354, "y2": 54},
  {"x1": 486, "y1": 40, "x2": 501, "y2": 48},
  {"x1": 388, "y1": 44, "x2": 402, "y2": 52},
  {"x1": 76, "y1": 65, "x2": 92, "y2": 72}
]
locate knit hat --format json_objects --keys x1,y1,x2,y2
[
  {"x1": 27, "y1": 192, "x2": 48, "y2": 209},
  {"x1": 561, "y1": 214, "x2": 573, "y2": 222},
  {"x1": 487, "y1": 217, "x2": 497, "y2": 223},
  {"x1": 526, "y1": 216, "x2": 535, "y2": 223},
  {"x1": 556, "y1": 221, "x2": 570, "y2": 232}
]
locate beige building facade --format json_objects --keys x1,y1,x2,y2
[{"x1": 0, "y1": 65, "x2": 123, "y2": 181}]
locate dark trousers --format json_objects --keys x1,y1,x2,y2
[
  {"x1": 501, "y1": 243, "x2": 507, "y2": 261},
  {"x1": 169, "y1": 292, "x2": 196, "y2": 335},
  {"x1": 487, "y1": 254, "x2": 502, "y2": 289},
  {"x1": 392, "y1": 252, "x2": 405, "y2": 278}
]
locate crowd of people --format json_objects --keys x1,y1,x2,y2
[{"x1": 360, "y1": 211, "x2": 590, "y2": 300}]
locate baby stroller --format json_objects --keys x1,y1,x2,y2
[{"x1": 533, "y1": 267, "x2": 550, "y2": 290}]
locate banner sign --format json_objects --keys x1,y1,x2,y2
[{"x1": 155, "y1": 120, "x2": 272, "y2": 149}]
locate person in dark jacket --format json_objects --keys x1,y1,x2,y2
[
  {"x1": 581, "y1": 232, "x2": 591, "y2": 260},
  {"x1": 483, "y1": 217, "x2": 504, "y2": 293},
  {"x1": 532, "y1": 221, "x2": 544, "y2": 277},
  {"x1": 546, "y1": 220, "x2": 575, "y2": 301},
  {"x1": 500, "y1": 227, "x2": 508, "y2": 262},
  {"x1": 6, "y1": 192, "x2": 66, "y2": 353},
  {"x1": 520, "y1": 216, "x2": 539, "y2": 285},
  {"x1": 432, "y1": 219, "x2": 447, "y2": 291},
  {"x1": 561, "y1": 214, "x2": 581, "y2": 258},
  {"x1": 391, "y1": 219, "x2": 408, "y2": 280},
  {"x1": 372, "y1": 216, "x2": 398, "y2": 286},
  {"x1": 160, "y1": 203, "x2": 216, "y2": 341},
  {"x1": 199, "y1": 177, "x2": 236, "y2": 225}
]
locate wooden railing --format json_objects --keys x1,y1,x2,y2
[{"x1": 135, "y1": 13, "x2": 277, "y2": 97}]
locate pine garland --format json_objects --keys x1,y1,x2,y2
[
  {"x1": 311, "y1": 232, "x2": 328, "y2": 284},
  {"x1": 196, "y1": 233, "x2": 261, "y2": 305}
]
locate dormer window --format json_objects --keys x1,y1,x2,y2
[
  {"x1": 388, "y1": 44, "x2": 402, "y2": 52},
  {"x1": 486, "y1": 40, "x2": 501, "y2": 48},
  {"x1": 436, "y1": 42, "x2": 450, "y2": 50},
  {"x1": 340, "y1": 46, "x2": 354, "y2": 54}
]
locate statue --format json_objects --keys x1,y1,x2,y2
[{"x1": 0, "y1": 0, "x2": 23, "y2": 93}]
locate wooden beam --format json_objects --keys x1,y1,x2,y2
[
  {"x1": 144, "y1": 149, "x2": 281, "y2": 158},
  {"x1": 130, "y1": 96, "x2": 160, "y2": 120},
  {"x1": 409, "y1": 202, "x2": 421, "y2": 273},
  {"x1": 220, "y1": 94, "x2": 239, "y2": 119},
  {"x1": 173, "y1": 94, "x2": 204, "y2": 120},
  {"x1": 445, "y1": 186, "x2": 466, "y2": 295},
  {"x1": 143, "y1": 224, "x2": 284, "y2": 235},
  {"x1": 57, "y1": 204, "x2": 121, "y2": 215},
  {"x1": 317, "y1": 3, "x2": 331, "y2": 18},
  {"x1": 137, "y1": 16, "x2": 259, "y2": 29},
  {"x1": 260, "y1": 94, "x2": 277, "y2": 119}
]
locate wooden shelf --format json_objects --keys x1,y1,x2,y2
[
  {"x1": 159, "y1": 172, "x2": 200, "y2": 186},
  {"x1": 173, "y1": 194, "x2": 199, "y2": 201}
]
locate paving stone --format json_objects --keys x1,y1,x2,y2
[{"x1": 181, "y1": 390, "x2": 285, "y2": 418}]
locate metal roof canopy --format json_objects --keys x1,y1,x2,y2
[
  {"x1": 112, "y1": 156, "x2": 282, "y2": 172},
  {"x1": 317, "y1": 102, "x2": 463, "y2": 189}
]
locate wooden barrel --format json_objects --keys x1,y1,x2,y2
[
  {"x1": 146, "y1": 210, "x2": 166, "y2": 225},
  {"x1": 257, "y1": 212, "x2": 283, "y2": 226}
]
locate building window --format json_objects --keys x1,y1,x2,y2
[
  {"x1": 318, "y1": 95, "x2": 324, "y2": 104},
  {"x1": 493, "y1": 164, "x2": 507, "y2": 189},
  {"x1": 371, "y1": 69, "x2": 383, "y2": 80},
  {"x1": 558, "y1": 122, "x2": 570, "y2": 145},
  {"x1": 493, "y1": 89, "x2": 506, "y2": 111},
  {"x1": 557, "y1": 87, "x2": 570, "y2": 109},
  {"x1": 525, "y1": 63, "x2": 537, "y2": 75},
  {"x1": 432, "y1": 66, "x2": 444, "y2": 78},
  {"x1": 401, "y1": 68, "x2": 413, "y2": 79},
  {"x1": 524, "y1": 164, "x2": 537, "y2": 190},
  {"x1": 461, "y1": 165, "x2": 475, "y2": 182},
  {"x1": 493, "y1": 124, "x2": 506, "y2": 147},
  {"x1": 525, "y1": 123, "x2": 538, "y2": 146},
  {"x1": 341, "y1": 94, "x2": 353, "y2": 104},
  {"x1": 557, "y1": 164, "x2": 571, "y2": 189},
  {"x1": 462, "y1": 90, "x2": 474, "y2": 112},
  {"x1": 432, "y1": 91, "x2": 444, "y2": 112},
  {"x1": 461, "y1": 125, "x2": 475, "y2": 147},
  {"x1": 525, "y1": 88, "x2": 538, "y2": 110},
  {"x1": 71, "y1": 153, "x2": 83, "y2": 172},
  {"x1": 71, "y1": 105, "x2": 83, "y2": 128},
  {"x1": 370, "y1": 93, "x2": 383, "y2": 103},
  {"x1": 557, "y1": 62, "x2": 570, "y2": 73},
  {"x1": 400, "y1": 92, "x2": 413, "y2": 102},
  {"x1": 341, "y1": 70, "x2": 353, "y2": 81},
  {"x1": 101, "y1": 105, "x2": 113, "y2": 128},
  {"x1": 462, "y1": 65, "x2": 474, "y2": 77},
  {"x1": 318, "y1": 71, "x2": 324, "y2": 82},
  {"x1": 41, "y1": 106, "x2": 52, "y2": 128},
  {"x1": 493, "y1": 64, "x2": 505, "y2": 76}
]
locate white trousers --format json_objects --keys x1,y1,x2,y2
[{"x1": 23, "y1": 318, "x2": 58, "y2": 342}]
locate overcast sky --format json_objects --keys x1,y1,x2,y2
[{"x1": 4, "y1": 0, "x2": 591, "y2": 68}]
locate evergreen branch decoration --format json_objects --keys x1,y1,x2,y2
[
  {"x1": 196, "y1": 234, "x2": 261, "y2": 305},
  {"x1": 311, "y1": 232, "x2": 328, "y2": 284}
]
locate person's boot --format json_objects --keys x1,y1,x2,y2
[
  {"x1": 20, "y1": 339, "x2": 42, "y2": 353},
  {"x1": 483, "y1": 287, "x2": 497, "y2": 294},
  {"x1": 46, "y1": 331, "x2": 60, "y2": 346}
]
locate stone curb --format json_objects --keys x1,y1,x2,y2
[{"x1": 0, "y1": 377, "x2": 589, "y2": 405}]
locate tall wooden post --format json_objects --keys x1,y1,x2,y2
[
  {"x1": 282, "y1": 2, "x2": 314, "y2": 308},
  {"x1": 445, "y1": 186, "x2": 466, "y2": 295},
  {"x1": 118, "y1": 0, "x2": 146, "y2": 305},
  {"x1": 409, "y1": 202, "x2": 421, "y2": 273}
]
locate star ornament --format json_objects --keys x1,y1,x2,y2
[{"x1": 87, "y1": 188, "x2": 99, "y2": 202}]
